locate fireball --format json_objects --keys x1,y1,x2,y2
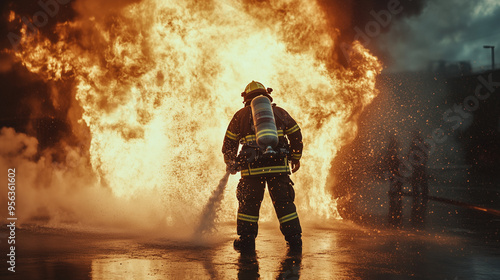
[{"x1": 6, "y1": 0, "x2": 381, "y2": 230}]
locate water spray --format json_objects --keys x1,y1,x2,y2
[{"x1": 193, "y1": 171, "x2": 231, "y2": 238}]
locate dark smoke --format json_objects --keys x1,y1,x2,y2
[
  {"x1": 1, "y1": 0, "x2": 78, "y2": 155},
  {"x1": 0, "y1": 0, "x2": 143, "y2": 155},
  {"x1": 317, "y1": 0, "x2": 428, "y2": 66}
]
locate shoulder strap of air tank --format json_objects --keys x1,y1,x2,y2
[{"x1": 272, "y1": 104, "x2": 286, "y2": 125}]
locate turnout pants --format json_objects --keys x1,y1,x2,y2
[
  {"x1": 236, "y1": 175, "x2": 302, "y2": 239},
  {"x1": 410, "y1": 171, "x2": 429, "y2": 225},
  {"x1": 388, "y1": 177, "x2": 403, "y2": 226}
]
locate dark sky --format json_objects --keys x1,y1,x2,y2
[{"x1": 377, "y1": 0, "x2": 500, "y2": 71}]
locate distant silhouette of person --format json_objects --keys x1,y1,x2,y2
[
  {"x1": 384, "y1": 134, "x2": 403, "y2": 226},
  {"x1": 408, "y1": 129, "x2": 429, "y2": 226}
]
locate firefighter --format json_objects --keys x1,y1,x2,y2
[
  {"x1": 408, "y1": 129, "x2": 429, "y2": 226},
  {"x1": 385, "y1": 134, "x2": 403, "y2": 226},
  {"x1": 222, "y1": 81, "x2": 303, "y2": 252}
]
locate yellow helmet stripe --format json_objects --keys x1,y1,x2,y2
[{"x1": 245, "y1": 81, "x2": 266, "y2": 94}]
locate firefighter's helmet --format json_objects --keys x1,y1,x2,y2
[
  {"x1": 241, "y1": 81, "x2": 273, "y2": 103},
  {"x1": 244, "y1": 81, "x2": 267, "y2": 95}
]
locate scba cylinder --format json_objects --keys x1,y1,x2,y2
[{"x1": 251, "y1": 96, "x2": 279, "y2": 154}]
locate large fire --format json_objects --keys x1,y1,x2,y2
[{"x1": 4, "y1": 0, "x2": 381, "y2": 232}]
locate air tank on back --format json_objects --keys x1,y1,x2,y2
[{"x1": 251, "y1": 95, "x2": 279, "y2": 154}]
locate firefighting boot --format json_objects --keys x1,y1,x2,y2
[
  {"x1": 233, "y1": 235, "x2": 256, "y2": 252},
  {"x1": 285, "y1": 234, "x2": 302, "y2": 253}
]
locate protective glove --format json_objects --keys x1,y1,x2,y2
[
  {"x1": 291, "y1": 160, "x2": 300, "y2": 173},
  {"x1": 226, "y1": 160, "x2": 238, "y2": 175}
]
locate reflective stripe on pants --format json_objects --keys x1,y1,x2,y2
[{"x1": 236, "y1": 175, "x2": 301, "y2": 238}]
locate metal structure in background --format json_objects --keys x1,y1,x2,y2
[{"x1": 484, "y1": 45, "x2": 495, "y2": 70}]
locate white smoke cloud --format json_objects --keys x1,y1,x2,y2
[{"x1": 0, "y1": 127, "x2": 196, "y2": 237}]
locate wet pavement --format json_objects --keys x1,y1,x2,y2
[{"x1": 1, "y1": 219, "x2": 499, "y2": 280}]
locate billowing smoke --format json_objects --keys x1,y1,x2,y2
[
  {"x1": 317, "y1": 0, "x2": 428, "y2": 66},
  {"x1": 318, "y1": 0, "x2": 427, "y2": 38},
  {"x1": 0, "y1": 127, "x2": 191, "y2": 236}
]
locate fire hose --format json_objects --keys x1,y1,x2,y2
[
  {"x1": 401, "y1": 192, "x2": 500, "y2": 217},
  {"x1": 427, "y1": 195, "x2": 500, "y2": 217}
]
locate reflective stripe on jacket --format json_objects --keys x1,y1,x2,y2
[{"x1": 222, "y1": 103, "x2": 302, "y2": 176}]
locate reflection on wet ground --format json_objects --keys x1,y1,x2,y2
[{"x1": 1, "y1": 220, "x2": 499, "y2": 279}]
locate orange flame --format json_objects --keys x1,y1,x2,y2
[
  {"x1": 9, "y1": 0, "x2": 381, "y2": 227},
  {"x1": 8, "y1": 11, "x2": 15, "y2": 22}
]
